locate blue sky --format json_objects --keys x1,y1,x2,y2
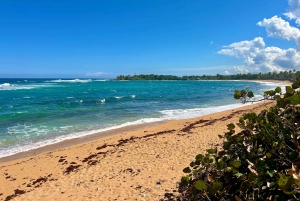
[{"x1": 1, "y1": 0, "x2": 300, "y2": 78}]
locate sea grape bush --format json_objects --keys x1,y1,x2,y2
[
  {"x1": 179, "y1": 77, "x2": 300, "y2": 201},
  {"x1": 234, "y1": 88, "x2": 254, "y2": 104}
]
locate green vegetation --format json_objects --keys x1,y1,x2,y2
[
  {"x1": 176, "y1": 77, "x2": 300, "y2": 200},
  {"x1": 116, "y1": 70, "x2": 299, "y2": 81}
]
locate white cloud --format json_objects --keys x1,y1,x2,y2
[
  {"x1": 284, "y1": 0, "x2": 300, "y2": 25},
  {"x1": 218, "y1": 37, "x2": 265, "y2": 62},
  {"x1": 218, "y1": 1, "x2": 300, "y2": 73},
  {"x1": 257, "y1": 15, "x2": 300, "y2": 46},
  {"x1": 218, "y1": 37, "x2": 300, "y2": 72},
  {"x1": 224, "y1": 70, "x2": 230, "y2": 75},
  {"x1": 233, "y1": 66, "x2": 250, "y2": 74},
  {"x1": 86, "y1": 72, "x2": 104, "y2": 76}
]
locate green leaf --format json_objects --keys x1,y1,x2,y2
[
  {"x1": 292, "y1": 82, "x2": 300, "y2": 89},
  {"x1": 195, "y1": 159, "x2": 201, "y2": 165},
  {"x1": 181, "y1": 175, "x2": 190, "y2": 183},
  {"x1": 277, "y1": 173, "x2": 296, "y2": 194},
  {"x1": 269, "y1": 90, "x2": 276, "y2": 96},
  {"x1": 239, "y1": 117, "x2": 245, "y2": 124},
  {"x1": 241, "y1": 89, "x2": 247, "y2": 97},
  {"x1": 275, "y1": 86, "x2": 282, "y2": 93},
  {"x1": 223, "y1": 142, "x2": 231, "y2": 150},
  {"x1": 194, "y1": 180, "x2": 208, "y2": 190},
  {"x1": 206, "y1": 148, "x2": 217, "y2": 154},
  {"x1": 248, "y1": 172, "x2": 256, "y2": 181},
  {"x1": 234, "y1": 90, "x2": 241, "y2": 99},
  {"x1": 289, "y1": 151, "x2": 297, "y2": 161},
  {"x1": 289, "y1": 94, "x2": 300, "y2": 105},
  {"x1": 235, "y1": 172, "x2": 243, "y2": 178},
  {"x1": 229, "y1": 161, "x2": 242, "y2": 168},
  {"x1": 217, "y1": 160, "x2": 226, "y2": 168},
  {"x1": 247, "y1": 91, "x2": 254, "y2": 98},
  {"x1": 227, "y1": 123, "x2": 235, "y2": 130},
  {"x1": 196, "y1": 154, "x2": 203, "y2": 160},
  {"x1": 257, "y1": 160, "x2": 267, "y2": 173},
  {"x1": 267, "y1": 171, "x2": 276, "y2": 177},
  {"x1": 286, "y1": 86, "x2": 295, "y2": 96},
  {"x1": 183, "y1": 167, "x2": 191, "y2": 173},
  {"x1": 208, "y1": 182, "x2": 223, "y2": 195}
]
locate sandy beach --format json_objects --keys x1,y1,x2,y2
[{"x1": 0, "y1": 80, "x2": 292, "y2": 201}]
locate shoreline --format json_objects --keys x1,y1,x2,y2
[
  {"x1": 0, "y1": 100, "x2": 277, "y2": 200},
  {"x1": 0, "y1": 79, "x2": 292, "y2": 162},
  {"x1": 0, "y1": 101, "x2": 257, "y2": 162},
  {"x1": 0, "y1": 121, "x2": 165, "y2": 163}
]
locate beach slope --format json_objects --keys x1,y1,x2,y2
[{"x1": 0, "y1": 100, "x2": 276, "y2": 201}]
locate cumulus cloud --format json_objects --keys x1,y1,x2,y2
[
  {"x1": 218, "y1": 0, "x2": 300, "y2": 73},
  {"x1": 218, "y1": 37, "x2": 300, "y2": 72},
  {"x1": 86, "y1": 72, "x2": 104, "y2": 76},
  {"x1": 257, "y1": 16, "x2": 300, "y2": 46},
  {"x1": 233, "y1": 66, "x2": 250, "y2": 74},
  {"x1": 224, "y1": 70, "x2": 230, "y2": 75},
  {"x1": 218, "y1": 37, "x2": 265, "y2": 64},
  {"x1": 284, "y1": 0, "x2": 300, "y2": 25}
]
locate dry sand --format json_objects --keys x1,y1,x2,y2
[{"x1": 0, "y1": 80, "x2": 292, "y2": 201}]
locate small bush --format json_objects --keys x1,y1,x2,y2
[{"x1": 178, "y1": 78, "x2": 300, "y2": 200}]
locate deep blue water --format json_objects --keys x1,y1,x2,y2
[{"x1": 0, "y1": 78, "x2": 284, "y2": 157}]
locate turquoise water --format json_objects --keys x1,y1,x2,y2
[{"x1": 0, "y1": 78, "x2": 284, "y2": 158}]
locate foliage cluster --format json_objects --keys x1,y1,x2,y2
[
  {"x1": 116, "y1": 70, "x2": 299, "y2": 81},
  {"x1": 178, "y1": 77, "x2": 300, "y2": 200}
]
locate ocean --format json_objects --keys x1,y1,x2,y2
[{"x1": 0, "y1": 78, "x2": 285, "y2": 158}]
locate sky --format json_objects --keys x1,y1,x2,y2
[{"x1": 0, "y1": 0, "x2": 300, "y2": 78}]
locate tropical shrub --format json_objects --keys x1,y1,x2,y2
[{"x1": 178, "y1": 77, "x2": 300, "y2": 200}]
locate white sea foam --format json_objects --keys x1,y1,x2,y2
[
  {"x1": 0, "y1": 83, "x2": 22, "y2": 90},
  {"x1": 0, "y1": 117, "x2": 160, "y2": 158},
  {"x1": 0, "y1": 101, "x2": 259, "y2": 159},
  {"x1": 0, "y1": 83, "x2": 55, "y2": 91},
  {"x1": 160, "y1": 103, "x2": 247, "y2": 120},
  {"x1": 114, "y1": 96, "x2": 123, "y2": 99},
  {"x1": 94, "y1": 79, "x2": 109, "y2": 82},
  {"x1": 0, "y1": 83, "x2": 11, "y2": 87},
  {"x1": 60, "y1": 126, "x2": 73, "y2": 129},
  {"x1": 100, "y1": 99, "x2": 105, "y2": 103},
  {"x1": 256, "y1": 81, "x2": 287, "y2": 93},
  {"x1": 47, "y1": 79, "x2": 92, "y2": 83},
  {"x1": 16, "y1": 111, "x2": 27, "y2": 114},
  {"x1": 131, "y1": 95, "x2": 136, "y2": 98}
]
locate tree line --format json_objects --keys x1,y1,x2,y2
[{"x1": 116, "y1": 70, "x2": 299, "y2": 81}]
